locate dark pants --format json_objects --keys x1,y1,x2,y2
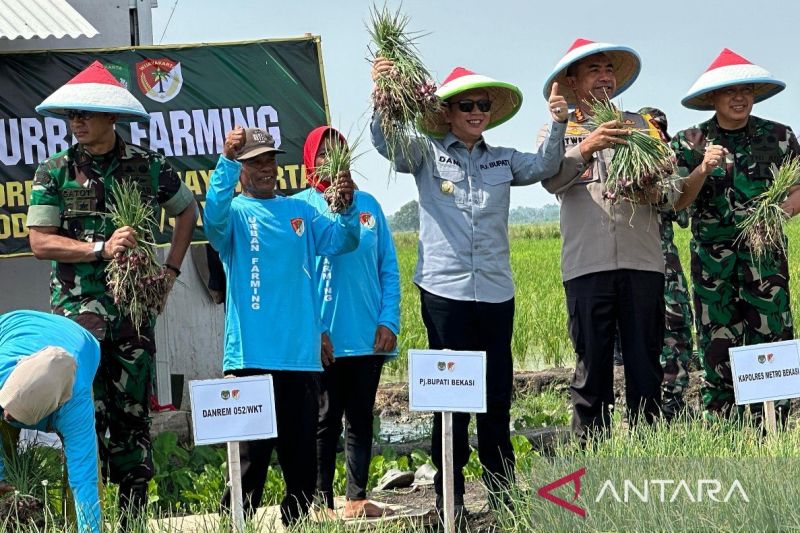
[
  {"x1": 220, "y1": 369, "x2": 318, "y2": 526},
  {"x1": 68, "y1": 311, "x2": 155, "y2": 522},
  {"x1": 564, "y1": 270, "x2": 665, "y2": 442},
  {"x1": 317, "y1": 355, "x2": 385, "y2": 508},
  {"x1": 419, "y1": 288, "x2": 515, "y2": 502}
]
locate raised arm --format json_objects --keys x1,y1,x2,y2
[
  {"x1": 370, "y1": 58, "x2": 431, "y2": 174},
  {"x1": 309, "y1": 172, "x2": 360, "y2": 256}
]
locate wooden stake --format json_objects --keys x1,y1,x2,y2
[
  {"x1": 442, "y1": 411, "x2": 455, "y2": 533},
  {"x1": 764, "y1": 400, "x2": 777, "y2": 434},
  {"x1": 227, "y1": 441, "x2": 245, "y2": 533}
]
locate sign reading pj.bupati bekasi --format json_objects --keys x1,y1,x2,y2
[
  {"x1": 408, "y1": 349, "x2": 487, "y2": 413},
  {"x1": 729, "y1": 339, "x2": 800, "y2": 404},
  {"x1": 0, "y1": 37, "x2": 329, "y2": 257},
  {"x1": 189, "y1": 375, "x2": 277, "y2": 446}
]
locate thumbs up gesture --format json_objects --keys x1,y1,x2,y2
[{"x1": 548, "y1": 82, "x2": 569, "y2": 123}]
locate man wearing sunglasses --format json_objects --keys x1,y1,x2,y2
[
  {"x1": 26, "y1": 61, "x2": 197, "y2": 527},
  {"x1": 540, "y1": 38, "x2": 683, "y2": 443},
  {"x1": 371, "y1": 58, "x2": 569, "y2": 523}
]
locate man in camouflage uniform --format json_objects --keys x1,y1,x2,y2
[
  {"x1": 26, "y1": 61, "x2": 197, "y2": 522},
  {"x1": 639, "y1": 107, "x2": 695, "y2": 419},
  {"x1": 673, "y1": 49, "x2": 800, "y2": 422},
  {"x1": 659, "y1": 208, "x2": 695, "y2": 415}
]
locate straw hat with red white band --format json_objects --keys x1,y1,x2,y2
[
  {"x1": 542, "y1": 38, "x2": 641, "y2": 107},
  {"x1": 681, "y1": 48, "x2": 785, "y2": 111},
  {"x1": 417, "y1": 67, "x2": 523, "y2": 138},
  {"x1": 36, "y1": 60, "x2": 150, "y2": 122}
]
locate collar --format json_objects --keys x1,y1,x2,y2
[
  {"x1": 706, "y1": 115, "x2": 758, "y2": 141},
  {"x1": 442, "y1": 132, "x2": 487, "y2": 151},
  {"x1": 73, "y1": 134, "x2": 126, "y2": 165}
]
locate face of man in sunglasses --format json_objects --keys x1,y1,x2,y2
[
  {"x1": 67, "y1": 111, "x2": 118, "y2": 154},
  {"x1": 444, "y1": 89, "x2": 491, "y2": 145}
]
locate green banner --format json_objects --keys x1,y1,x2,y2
[{"x1": 0, "y1": 37, "x2": 329, "y2": 257}]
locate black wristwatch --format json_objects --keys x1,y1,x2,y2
[
  {"x1": 93, "y1": 241, "x2": 105, "y2": 261},
  {"x1": 164, "y1": 263, "x2": 181, "y2": 277}
]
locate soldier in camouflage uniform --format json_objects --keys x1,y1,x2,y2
[
  {"x1": 672, "y1": 49, "x2": 800, "y2": 422},
  {"x1": 659, "y1": 208, "x2": 695, "y2": 416},
  {"x1": 639, "y1": 107, "x2": 695, "y2": 419},
  {"x1": 26, "y1": 61, "x2": 197, "y2": 522}
]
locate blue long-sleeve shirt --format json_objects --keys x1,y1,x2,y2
[
  {"x1": 204, "y1": 156, "x2": 361, "y2": 371},
  {"x1": 0, "y1": 310, "x2": 100, "y2": 533},
  {"x1": 371, "y1": 114, "x2": 566, "y2": 303},
  {"x1": 294, "y1": 188, "x2": 400, "y2": 357}
]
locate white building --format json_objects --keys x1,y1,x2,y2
[{"x1": 0, "y1": 0, "x2": 225, "y2": 410}]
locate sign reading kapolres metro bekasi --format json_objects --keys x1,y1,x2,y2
[{"x1": 0, "y1": 37, "x2": 328, "y2": 257}]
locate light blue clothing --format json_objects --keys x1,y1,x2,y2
[
  {"x1": 0, "y1": 310, "x2": 101, "y2": 533},
  {"x1": 204, "y1": 156, "x2": 361, "y2": 372},
  {"x1": 294, "y1": 188, "x2": 400, "y2": 358},
  {"x1": 371, "y1": 114, "x2": 567, "y2": 303}
]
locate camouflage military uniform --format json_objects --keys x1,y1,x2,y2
[
  {"x1": 671, "y1": 116, "x2": 800, "y2": 417},
  {"x1": 27, "y1": 136, "x2": 193, "y2": 495},
  {"x1": 660, "y1": 209, "x2": 694, "y2": 415}
]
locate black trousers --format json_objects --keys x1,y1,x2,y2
[
  {"x1": 419, "y1": 288, "x2": 515, "y2": 500},
  {"x1": 316, "y1": 355, "x2": 385, "y2": 508},
  {"x1": 220, "y1": 369, "x2": 318, "y2": 526},
  {"x1": 564, "y1": 270, "x2": 665, "y2": 442}
]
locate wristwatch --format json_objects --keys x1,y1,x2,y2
[{"x1": 93, "y1": 241, "x2": 105, "y2": 261}]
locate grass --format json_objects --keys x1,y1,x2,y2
[{"x1": 387, "y1": 219, "x2": 800, "y2": 377}]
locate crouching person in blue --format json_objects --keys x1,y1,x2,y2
[
  {"x1": 0, "y1": 310, "x2": 101, "y2": 532},
  {"x1": 204, "y1": 126, "x2": 360, "y2": 526}
]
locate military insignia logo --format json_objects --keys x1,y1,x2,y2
[
  {"x1": 447, "y1": 362, "x2": 455, "y2": 371},
  {"x1": 103, "y1": 61, "x2": 132, "y2": 90},
  {"x1": 437, "y1": 361, "x2": 446, "y2": 371},
  {"x1": 136, "y1": 58, "x2": 183, "y2": 103},
  {"x1": 440, "y1": 180, "x2": 455, "y2": 195},
  {"x1": 359, "y1": 212, "x2": 376, "y2": 229},
  {"x1": 231, "y1": 389, "x2": 240, "y2": 400},
  {"x1": 290, "y1": 217, "x2": 305, "y2": 237},
  {"x1": 220, "y1": 390, "x2": 230, "y2": 400}
]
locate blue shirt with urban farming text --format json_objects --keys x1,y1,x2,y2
[
  {"x1": 295, "y1": 188, "x2": 400, "y2": 357},
  {"x1": 204, "y1": 156, "x2": 360, "y2": 372}
]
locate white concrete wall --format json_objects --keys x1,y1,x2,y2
[
  {"x1": 0, "y1": 0, "x2": 155, "y2": 51},
  {"x1": 0, "y1": 1, "x2": 224, "y2": 407}
]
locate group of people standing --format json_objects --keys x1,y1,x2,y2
[{"x1": 0, "y1": 33, "x2": 797, "y2": 533}]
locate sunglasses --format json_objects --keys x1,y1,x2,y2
[
  {"x1": 450, "y1": 99, "x2": 492, "y2": 113},
  {"x1": 67, "y1": 110, "x2": 96, "y2": 121}
]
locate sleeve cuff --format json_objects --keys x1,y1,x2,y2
[
  {"x1": 161, "y1": 183, "x2": 195, "y2": 216},
  {"x1": 26, "y1": 205, "x2": 61, "y2": 227}
]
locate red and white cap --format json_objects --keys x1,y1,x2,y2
[
  {"x1": 36, "y1": 60, "x2": 150, "y2": 122},
  {"x1": 682, "y1": 49, "x2": 785, "y2": 110},
  {"x1": 543, "y1": 38, "x2": 641, "y2": 106},
  {"x1": 417, "y1": 67, "x2": 523, "y2": 138}
]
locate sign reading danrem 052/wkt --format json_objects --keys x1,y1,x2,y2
[{"x1": 0, "y1": 37, "x2": 329, "y2": 256}]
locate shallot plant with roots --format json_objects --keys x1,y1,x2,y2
[
  {"x1": 369, "y1": 3, "x2": 439, "y2": 170},
  {"x1": 737, "y1": 156, "x2": 800, "y2": 261},
  {"x1": 316, "y1": 135, "x2": 362, "y2": 213},
  {"x1": 589, "y1": 98, "x2": 676, "y2": 205},
  {"x1": 105, "y1": 180, "x2": 170, "y2": 334}
]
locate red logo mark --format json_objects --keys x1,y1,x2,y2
[{"x1": 537, "y1": 467, "x2": 587, "y2": 517}]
